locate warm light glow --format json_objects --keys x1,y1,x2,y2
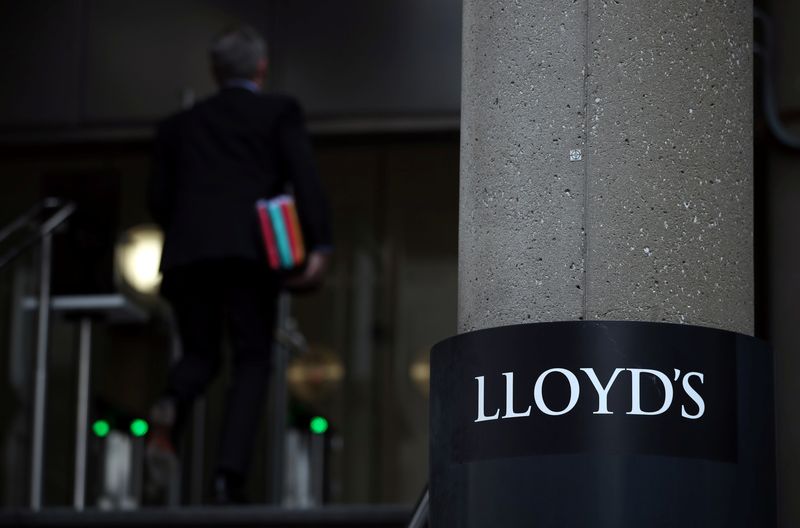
[
  {"x1": 410, "y1": 348, "x2": 431, "y2": 397},
  {"x1": 409, "y1": 362, "x2": 430, "y2": 384},
  {"x1": 116, "y1": 225, "x2": 164, "y2": 296},
  {"x1": 286, "y1": 345, "x2": 344, "y2": 406},
  {"x1": 287, "y1": 363, "x2": 345, "y2": 384}
]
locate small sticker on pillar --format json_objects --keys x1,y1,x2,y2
[{"x1": 569, "y1": 149, "x2": 582, "y2": 161}]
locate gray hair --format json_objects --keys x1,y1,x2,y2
[{"x1": 209, "y1": 26, "x2": 267, "y2": 83}]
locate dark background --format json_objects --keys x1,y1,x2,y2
[{"x1": 0, "y1": 0, "x2": 799, "y2": 526}]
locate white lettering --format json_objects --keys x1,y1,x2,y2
[
  {"x1": 681, "y1": 372, "x2": 705, "y2": 419},
  {"x1": 534, "y1": 368, "x2": 580, "y2": 416},
  {"x1": 473, "y1": 367, "x2": 705, "y2": 422},
  {"x1": 502, "y1": 372, "x2": 532, "y2": 418},
  {"x1": 474, "y1": 376, "x2": 500, "y2": 422},
  {"x1": 580, "y1": 368, "x2": 624, "y2": 415},
  {"x1": 627, "y1": 368, "x2": 674, "y2": 416}
]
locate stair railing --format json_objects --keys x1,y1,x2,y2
[{"x1": 0, "y1": 198, "x2": 76, "y2": 510}]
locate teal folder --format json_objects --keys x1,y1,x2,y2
[{"x1": 268, "y1": 200, "x2": 294, "y2": 268}]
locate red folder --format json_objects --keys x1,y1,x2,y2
[{"x1": 256, "y1": 200, "x2": 281, "y2": 269}]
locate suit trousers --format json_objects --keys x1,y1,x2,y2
[{"x1": 161, "y1": 258, "x2": 278, "y2": 479}]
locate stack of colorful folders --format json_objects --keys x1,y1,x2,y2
[{"x1": 256, "y1": 195, "x2": 306, "y2": 270}]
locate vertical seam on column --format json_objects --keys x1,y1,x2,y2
[{"x1": 581, "y1": 0, "x2": 591, "y2": 321}]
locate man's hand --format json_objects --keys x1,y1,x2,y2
[{"x1": 284, "y1": 250, "x2": 330, "y2": 292}]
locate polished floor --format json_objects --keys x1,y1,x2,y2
[{"x1": 0, "y1": 505, "x2": 411, "y2": 527}]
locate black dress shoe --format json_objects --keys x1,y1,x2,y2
[
  {"x1": 211, "y1": 472, "x2": 247, "y2": 505},
  {"x1": 145, "y1": 398, "x2": 179, "y2": 503}
]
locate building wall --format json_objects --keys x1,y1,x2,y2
[{"x1": 0, "y1": 0, "x2": 461, "y2": 132}]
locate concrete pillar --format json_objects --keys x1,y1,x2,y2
[{"x1": 459, "y1": 0, "x2": 753, "y2": 335}]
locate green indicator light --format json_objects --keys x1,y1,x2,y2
[
  {"x1": 309, "y1": 416, "x2": 329, "y2": 435},
  {"x1": 92, "y1": 419, "x2": 110, "y2": 438},
  {"x1": 130, "y1": 419, "x2": 149, "y2": 437}
]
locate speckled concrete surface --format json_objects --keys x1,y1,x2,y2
[
  {"x1": 459, "y1": 1, "x2": 587, "y2": 332},
  {"x1": 459, "y1": 0, "x2": 752, "y2": 335}
]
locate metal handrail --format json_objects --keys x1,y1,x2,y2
[
  {"x1": 0, "y1": 198, "x2": 76, "y2": 270},
  {"x1": 408, "y1": 485, "x2": 429, "y2": 528},
  {"x1": 0, "y1": 197, "x2": 76, "y2": 510},
  {"x1": 0, "y1": 197, "x2": 64, "y2": 244}
]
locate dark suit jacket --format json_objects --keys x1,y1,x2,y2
[{"x1": 148, "y1": 88, "x2": 331, "y2": 272}]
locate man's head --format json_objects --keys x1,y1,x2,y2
[{"x1": 209, "y1": 25, "x2": 268, "y2": 87}]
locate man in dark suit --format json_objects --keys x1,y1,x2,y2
[{"x1": 147, "y1": 25, "x2": 331, "y2": 503}]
